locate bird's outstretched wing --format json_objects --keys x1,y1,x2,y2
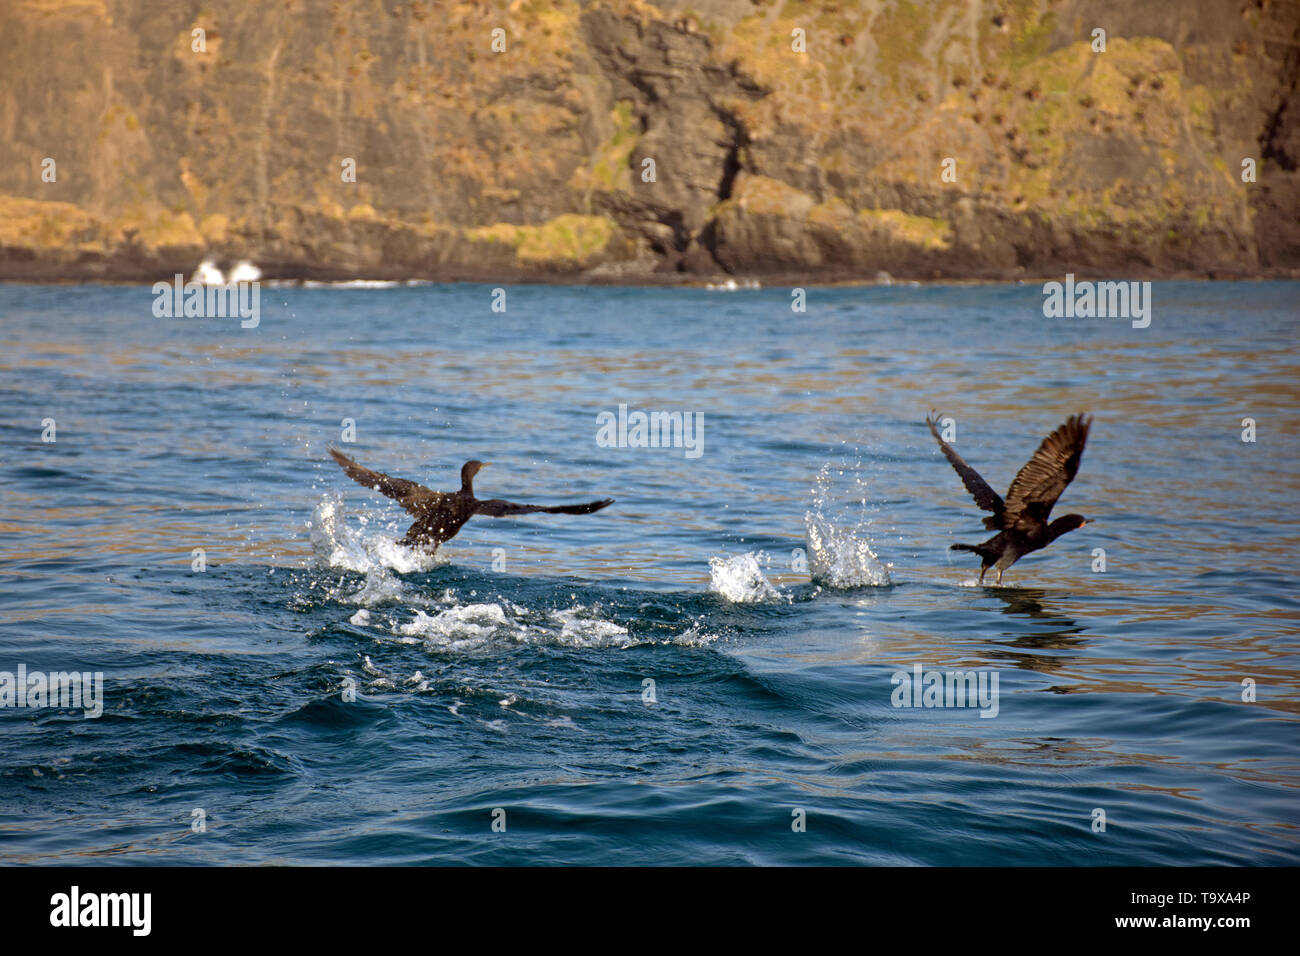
[
  {"x1": 926, "y1": 412, "x2": 1005, "y2": 520},
  {"x1": 1001, "y1": 414, "x2": 1091, "y2": 531},
  {"x1": 328, "y1": 447, "x2": 433, "y2": 516},
  {"x1": 474, "y1": 497, "x2": 615, "y2": 517}
]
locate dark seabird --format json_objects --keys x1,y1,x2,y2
[
  {"x1": 328, "y1": 447, "x2": 614, "y2": 552},
  {"x1": 925, "y1": 413, "x2": 1092, "y2": 585}
]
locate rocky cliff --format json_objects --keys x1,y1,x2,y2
[{"x1": 1, "y1": 0, "x2": 1296, "y2": 282}]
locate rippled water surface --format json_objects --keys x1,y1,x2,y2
[{"x1": 0, "y1": 281, "x2": 1297, "y2": 865}]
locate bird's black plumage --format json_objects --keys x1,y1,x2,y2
[
  {"x1": 926, "y1": 413, "x2": 1092, "y2": 585},
  {"x1": 328, "y1": 448, "x2": 614, "y2": 552}
]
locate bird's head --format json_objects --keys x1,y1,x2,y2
[
  {"x1": 461, "y1": 459, "x2": 488, "y2": 490},
  {"x1": 1048, "y1": 513, "x2": 1089, "y2": 541}
]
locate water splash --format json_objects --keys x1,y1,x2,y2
[
  {"x1": 191, "y1": 258, "x2": 224, "y2": 285},
  {"x1": 308, "y1": 495, "x2": 714, "y2": 650},
  {"x1": 704, "y1": 277, "x2": 761, "y2": 291},
  {"x1": 708, "y1": 552, "x2": 783, "y2": 603},
  {"x1": 227, "y1": 260, "x2": 262, "y2": 283},
  {"x1": 190, "y1": 257, "x2": 260, "y2": 285},
  {"x1": 802, "y1": 462, "x2": 893, "y2": 588},
  {"x1": 803, "y1": 512, "x2": 891, "y2": 588},
  {"x1": 308, "y1": 493, "x2": 445, "y2": 574}
]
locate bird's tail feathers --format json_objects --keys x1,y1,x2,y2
[
  {"x1": 542, "y1": 498, "x2": 614, "y2": 515},
  {"x1": 951, "y1": 542, "x2": 994, "y2": 559}
]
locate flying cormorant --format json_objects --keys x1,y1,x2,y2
[
  {"x1": 925, "y1": 413, "x2": 1092, "y2": 585},
  {"x1": 327, "y1": 448, "x2": 614, "y2": 553}
]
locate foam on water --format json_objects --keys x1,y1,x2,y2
[
  {"x1": 398, "y1": 603, "x2": 515, "y2": 649},
  {"x1": 549, "y1": 606, "x2": 633, "y2": 646},
  {"x1": 302, "y1": 279, "x2": 402, "y2": 288},
  {"x1": 708, "y1": 552, "x2": 784, "y2": 603},
  {"x1": 372, "y1": 598, "x2": 703, "y2": 652},
  {"x1": 346, "y1": 569, "x2": 414, "y2": 606}
]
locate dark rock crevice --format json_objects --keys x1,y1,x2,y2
[
  {"x1": 711, "y1": 106, "x2": 747, "y2": 203},
  {"x1": 579, "y1": 5, "x2": 765, "y2": 274}
]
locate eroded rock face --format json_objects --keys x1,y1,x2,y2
[{"x1": 0, "y1": 0, "x2": 1295, "y2": 282}]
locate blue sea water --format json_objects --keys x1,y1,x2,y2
[{"x1": 0, "y1": 279, "x2": 1296, "y2": 865}]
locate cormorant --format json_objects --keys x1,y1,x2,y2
[
  {"x1": 925, "y1": 413, "x2": 1092, "y2": 585},
  {"x1": 327, "y1": 448, "x2": 614, "y2": 553}
]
